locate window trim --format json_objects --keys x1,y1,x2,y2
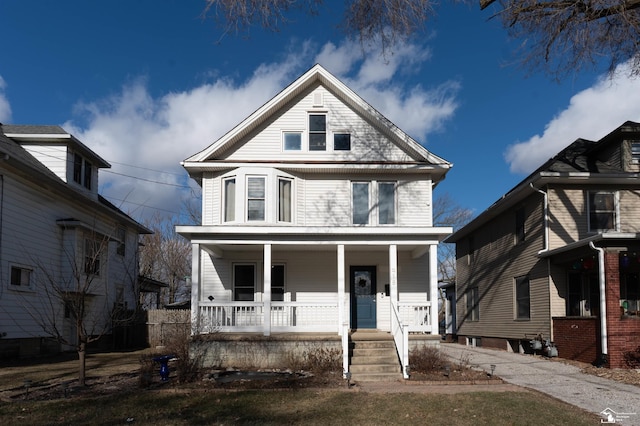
[
  {"x1": 587, "y1": 190, "x2": 619, "y2": 232},
  {"x1": 116, "y1": 226, "x2": 126, "y2": 256},
  {"x1": 84, "y1": 238, "x2": 101, "y2": 276},
  {"x1": 515, "y1": 275, "x2": 530, "y2": 320},
  {"x1": 9, "y1": 264, "x2": 34, "y2": 291}
]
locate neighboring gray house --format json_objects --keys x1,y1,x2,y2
[
  {"x1": 177, "y1": 64, "x2": 453, "y2": 378},
  {"x1": 0, "y1": 124, "x2": 150, "y2": 358},
  {"x1": 447, "y1": 121, "x2": 640, "y2": 368}
]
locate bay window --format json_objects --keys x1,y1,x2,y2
[
  {"x1": 352, "y1": 182, "x2": 370, "y2": 225},
  {"x1": 278, "y1": 178, "x2": 292, "y2": 222},
  {"x1": 378, "y1": 182, "x2": 395, "y2": 225},
  {"x1": 247, "y1": 176, "x2": 265, "y2": 221},
  {"x1": 223, "y1": 177, "x2": 236, "y2": 222}
]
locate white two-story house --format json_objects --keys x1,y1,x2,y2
[
  {"x1": 0, "y1": 124, "x2": 150, "y2": 358},
  {"x1": 177, "y1": 65, "x2": 452, "y2": 377}
]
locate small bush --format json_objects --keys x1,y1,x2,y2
[
  {"x1": 139, "y1": 354, "x2": 155, "y2": 388},
  {"x1": 285, "y1": 345, "x2": 341, "y2": 374},
  {"x1": 409, "y1": 345, "x2": 448, "y2": 373},
  {"x1": 624, "y1": 345, "x2": 640, "y2": 368}
]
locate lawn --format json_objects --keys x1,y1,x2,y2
[
  {"x1": 0, "y1": 387, "x2": 599, "y2": 425},
  {"x1": 0, "y1": 349, "x2": 602, "y2": 425}
]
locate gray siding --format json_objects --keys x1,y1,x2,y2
[{"x1": 456, "y1": 194, "x2": 551, "y2": 339}]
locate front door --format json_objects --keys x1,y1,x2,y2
[{"x1": 350, "y1": 266, "x2": 377, "y2": 329}]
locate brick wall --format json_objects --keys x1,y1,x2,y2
[
  {"x1": 604, "y1": 251, "x2": 640, "y2": 368},
  {"x1": 552, "y1": 317, "x2": 599, "y2": 365}
]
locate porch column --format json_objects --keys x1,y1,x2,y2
[
  {"x1": 429, "y1": 244, "x2": 439, "y2": 334},
  {"x1": 389, "y1": 244, "x2": 398, "y2": 307},
  {"x1": 337, "y1": 244, "x2": 345, "y2": 335},
  {"x1": 263, "y1": 244, "x2": 272, "y2": 336},
  {"x1": 190, "y1": 243, "x2": 200, "y2": 335}
]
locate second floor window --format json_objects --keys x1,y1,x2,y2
[
  {"x1": 631, "y1": 141, "x2": 640, "y2": 163},
  {"x1": 352, "y1": 181, "x2": 397, "y2": 225},
  {"x1": 352, "y1": 182, "x2": 370, "y2": 225},
  {"x1": 466, "y1": 287, "x2": 479, "y2": 321},
  {"x1": 223, "y1": 177, "x2": 236, "y2": 222},
  {"x1": 278, "y1": 178, "x2": 292, "y2": 222},
  {"x1": 247, "y1": 177, "x2": 265, "y2": 221},
  {"x1": 588, "y1": 191, "x2": 617, "y2": 232}
]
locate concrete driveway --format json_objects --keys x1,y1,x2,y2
[{"x1": 439, "y1": 343, "x2": 640, "y2": 423}]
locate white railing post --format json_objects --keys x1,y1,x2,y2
[
  {"x1": 429, "y1": 244, "x2": 439, "y2": 335},
  {"x1": 342, "y1": 322, "x2": 350, "y2": 379},
  {"x1": 337, "y1": 244, "x2": 345, "y2": 336},
  {"x1": 263, "y1": 244, "x2": 272, "y2": 336},
  {"x1": 190, "y1": 243, "x2": 200, "y2": 335}
]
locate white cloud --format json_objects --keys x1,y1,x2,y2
[
  {"x1": 0, "y1": 76, "x2": 12, "y2": 123},
  {"x1": 505, "y1": 62, "x2": 640, "y2": 174},
  {"x1": 64, "y1": 39, "x2": 458, "y2": 221}
]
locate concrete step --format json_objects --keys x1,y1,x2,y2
[
  {"x1": 351, "y1": 341, "x2": 395, "y2": 349},
  {"x1": 350, "y1": 372, "x2": 401, "y2": 382},
  {"x1": 350, "y1": 363, "x2": 400, "y2": 374},
  {"x1": 350, "y1": 355, "x2": 399, "y2": 365}
]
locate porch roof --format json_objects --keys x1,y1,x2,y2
[
  {"x1": 177, "y1": 225, "x2": 451, "y2": 257},
  {"x1": 539, "y1": 232, "x2": 640, "y2": 261}
]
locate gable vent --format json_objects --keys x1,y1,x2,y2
[{"x1": 313, "y1": 92, "x2": 323, "y2": 107}]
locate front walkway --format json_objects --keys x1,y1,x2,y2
[{"x1": 439, "y1": 343, "x2": 640, "y2": 419}]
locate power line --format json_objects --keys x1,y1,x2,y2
[{"x1": 102, "y1": 170, "x2": 192, "y2": 188}]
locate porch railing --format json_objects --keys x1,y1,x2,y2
[
  {"x1": 391, "y1": 302, "x2": 410, "y2": 379},
  {"x1": 398, "y1": 302, "x2": 432, "y2": 333},
  {"x1": 198, "y1": 301, "x2": 339, "y2": 333}
]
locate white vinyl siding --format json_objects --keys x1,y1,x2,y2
[
  {"x1": 21, "y1": 144, "x2": 69, "y2": 182},
  {"x1": 215, "y1": 87, "x2": 416, "y2": 162}
]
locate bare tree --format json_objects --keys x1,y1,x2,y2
[
  {"x1": 140, "y1": 214, "x2": 192, "y2": 306},
  {"x1": 203, "y1": 0, "x2": 640, "y2": 77},
  {"x1": 24, "y1": 228, "x2": 138, "y2": 386},
  {"x1": 433, "y1": 192, "x2": 473, "y2": 283},
  {"x1": 483, "y1": 0, "x2": 640, "y2": 77}
]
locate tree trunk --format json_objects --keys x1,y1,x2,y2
[{"x1": 78, "y1": 341, "x2": 86, "y2": 386}]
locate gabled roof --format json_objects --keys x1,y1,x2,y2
[
  {"x1": 183, "y1": 64, "x2": 451, "y2": 168},
  {"x1": 0, "y1": 124, "x2": 150, "y2": 234},
  {"x1": 446, "y1": 121, "x2": 640, "y2": 243}
]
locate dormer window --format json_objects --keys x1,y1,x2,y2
[
  {"x1": 309, "y1": 114, "x2": 326, "y2": 151},
  {"x1": 631, "y1": 141, "x2": 640, "y2": 163},
  {"x1": 73, "y1": 152, "x2": 93, "y2": 190}
]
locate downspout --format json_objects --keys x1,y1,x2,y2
[
  {"x1": 530, "y1": 183, "x2": 548, "y2": 252},
  {"x1": 531, "y1": 183, "x2": 553, "y2": 340},
  {"x1": 589, "y1": 241, "x2": 608, "y2": 365}
]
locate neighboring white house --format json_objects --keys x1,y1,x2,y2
[
  {"x1": 177, "y1": 64, "x2": 453, "y2": 377},
  {"x1": 0, "y1": 124, "x2": 150, "y2": 358}
]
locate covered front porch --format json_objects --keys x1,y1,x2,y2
[{"x1": 177, "y1": 225, "x2": 451, "y2": 378}]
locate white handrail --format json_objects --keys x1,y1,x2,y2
[{"x1": 391, "y1": 302, "x2": 410, "y2": 379}]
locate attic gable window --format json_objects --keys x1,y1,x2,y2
[
  {"x1": 283, "y1": 132, "x2": 301, "y2": 151},
  {"x1": 309, "y1": 114, "x2": 326, "y2": 151},
  {"x1": 334, "y1": 133, "x2": 351, "y2": 151}
]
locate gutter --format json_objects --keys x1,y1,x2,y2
[{"x1": 589, "y1": 241, "x2": 608, "y2": 364}]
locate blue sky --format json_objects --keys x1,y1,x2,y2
[{"x1": 2, "y1": 1, "x2": 640, "y2": 223}]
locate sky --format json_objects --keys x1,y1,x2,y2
[{"x1": 2, "y1": 0, "x2": 640, "y2": 224}]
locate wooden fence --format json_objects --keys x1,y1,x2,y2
[{"x1": 146, "y1": 309, "x2": 190, "y2": 348}]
